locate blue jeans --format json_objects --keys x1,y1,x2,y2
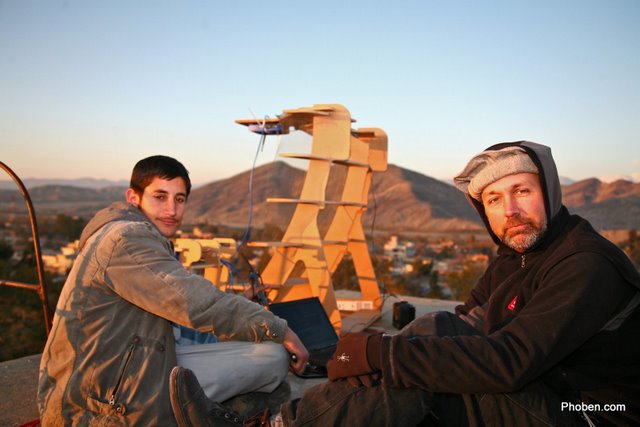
[{"x1": 281, "y1": 312, "x2": 586, "y2": 426}]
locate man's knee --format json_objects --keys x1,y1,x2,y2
[
  {"x1": 466, "y1": 384, "x2": 585, "y2": 427},
  {"x1": 400, "y1": 311, "x2": 479, "y2": 337}
]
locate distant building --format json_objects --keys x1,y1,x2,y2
[
  {"x1": 384, "y1": 235, "x2": 416, "y2": 259},
  {"x1": 42, "y1": 241, "x2": 79, "y2": 274},
  {"x1": 427, "y1": 239, "x2": 456, "y2": 255},
  {"x1": 433, "y1": 259, "x2": 460, "y2": 275},
  {"x1": 466, "y1": 253, "x2": 490, "y2": 265},
  {"x1": 383, "y1": 235, "x2": 416, "y2": 275}
]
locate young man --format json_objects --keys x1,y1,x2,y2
[
  {"x1": 174, "y1": 142, "x2": 640, "y2": 426},
  {"x1": 37, "y1": 155, "x2": 308, "y2": 426}
]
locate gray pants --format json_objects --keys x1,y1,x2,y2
[
  {"x1": 176, "y1": 340, "x2": 289, "y2": 403},
  {"x1": 281, "y1": 311, "x2": 585, "y2": 426}
]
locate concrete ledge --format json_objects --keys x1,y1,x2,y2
[
  {"x1": 0, "y1": 353, "x2": 41, "y2": 426},
  {"x1": 0, "y1": 294, "x2": 459, "y2": 425}
]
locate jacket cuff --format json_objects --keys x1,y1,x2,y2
[
  {"x1": 266, "y1": 317, "x2": 287, "y2": 343},
  {"x1": 366, "y1": 333, "x2": 384, "y2": 370}
]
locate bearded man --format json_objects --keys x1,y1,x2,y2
[{"x1": 172, "y1": 142, "x2": 640, "y2": 426}]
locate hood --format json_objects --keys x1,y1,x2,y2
[
  {"x1": 78, "y1": 201, "x2": 151, "y2": 251},
  {"x1": 465, "y1": 141, "x2": 563, "y2": 247}
]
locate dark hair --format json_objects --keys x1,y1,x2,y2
[{"x1": 129, "y1": 155, "x2": 191, "y2": 197}]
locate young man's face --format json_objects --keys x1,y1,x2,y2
[
  {"x1": 126, "y1": 177, "x2": 188, "y2": 237},
  {"x1": 481, "y1": 172, "x2": 547, "y2": 253}
]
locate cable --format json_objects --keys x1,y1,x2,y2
[
  {"x1": 234, "y1": 114, "x2": 282, "y2": 305},
  {"x1": 219, "y1": 259, "x2": 236, "y2": 293},
  {"x1": 238, "y1": 131, "x2": 266, "y2": 247},
  {"x1": 238, "y1": 249, "x2": 268, "y2": 306}
]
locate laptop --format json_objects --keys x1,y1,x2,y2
[{"x1": 268, "y1": 297, "x2": 339, "y2": 378}]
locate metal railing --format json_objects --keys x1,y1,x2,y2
[{"x1": 0, "y1": 161, "x2": 53, "y2": 335}]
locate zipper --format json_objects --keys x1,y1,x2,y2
[
  {"x1": 109, "y1": 343, "x2": 135, "y2": 409},
  {"x1": 521, "y1": 254, "x2": 526, "y2": 268}
]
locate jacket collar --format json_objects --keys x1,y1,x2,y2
[{"x1": 79, "y1": 201, "x2": 151, "y2": 250}]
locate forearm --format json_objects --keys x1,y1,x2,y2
[
  {"x1": 372, "y1": 254, "x2": 630, "y2": 393},
  {"x1": 106, "y1": 224, "x2": 286, "y2": 343}
]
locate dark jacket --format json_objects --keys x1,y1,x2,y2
[{"x1": 376, "y1": 142, "x2": 640, "y2": 424}]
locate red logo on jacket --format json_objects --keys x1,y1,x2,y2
[{"x1": 507, "y1": 296, "x2": 518, "y2": 311}]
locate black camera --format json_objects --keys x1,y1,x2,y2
[{"x1": 393, "y1": 301, "x2": 415, "y2": 330}]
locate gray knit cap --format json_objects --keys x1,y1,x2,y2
[{"x1": 454, "y1": 146, "x2": 538, "y2": 201}]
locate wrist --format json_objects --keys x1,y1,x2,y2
[{"x1": 366, "y1": 333, "x2": 384, "y2": 370}]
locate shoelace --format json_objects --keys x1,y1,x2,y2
[
  {"x1": 209, "y1": 407, "x2": 243, "y2": 425},
  {"x1": 243, "y1": 408, "x2": 271, "y2": 427}
]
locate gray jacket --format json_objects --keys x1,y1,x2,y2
[{"x1": 37, "y1": 202, "x2": 287, "y2": 426}]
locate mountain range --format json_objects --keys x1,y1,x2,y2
[
  {"x1": 0, "y1": 177, "x2": 129, "y2": 190},
  {"x1": 561, "y1": 178, "x2": 640, "y2": 230},
  {"x1": 184, "y1": 162, "x2": 482, "y2": 234},
  {"x1": 1, "y1": 162, "x2": 639, "y2": 233}
]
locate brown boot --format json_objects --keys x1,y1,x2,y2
[
  {"x1": 223, "y1": 380, "x2": 291, "y2": 417},
  {"x1": 243, "y1": 409, "x2": 272, "y2": 427},
  {"x1": 170, "y1": 366, "x2": 246, "y2": 427}
]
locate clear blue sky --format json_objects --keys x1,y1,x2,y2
[{"x1": 1, "y1": 0, "x2": 639, "y2": 186}]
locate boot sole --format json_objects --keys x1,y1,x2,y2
[{"x1": 169, "y1": 367, "x2": 192, "y2": 427}]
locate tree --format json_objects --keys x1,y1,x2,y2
[
  {"x1": 0, "y1": 241, "x2": 12, "y2": 260},
  {"x1": 426, "y1": 271, "x2": 445, "y2": 299},
  {"x1": 332, "y1": 255, "x2": 359, "y2": 291},
  {"x1": 0, "y1": 246, "x2": 59, "y2": 361},
  {"x1": 41, "y1": 214, "x2": 86, "y2": 244},
  {"x1": 447, "y1": 260, "x2": 485, "y2": 302},
  {"x1": 621, "y1": 229, "x2": 640, "y2": 270},
  {"x1": 412, "y1": 258, "x2": 433, "y2": 277}
]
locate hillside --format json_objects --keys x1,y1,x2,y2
[
  {"x1": 0, "y1": 178, "x2": 128, "y2": 190},
  {"x1": 185, "y1": 161, "x2": 304, "y2": 229},
  {"x1": 1, "y1": 164, "x2": 639, "y2": 233},
  {"x1": 0, "y1": 185, "x2": 126, "y2": 218},
  {"x1": 561, "y1": 178, "x2": 640, "y2": 230},
  {"x1": 183, "y1": 162, "x2": 482, "y2": 233}
]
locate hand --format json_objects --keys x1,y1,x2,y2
[
  {"x1": 282, "y1": 327, "x2": 309, "y2": 375},
  {"x1": 327, "y1": 332, "x2": 381, "y2": 381}
]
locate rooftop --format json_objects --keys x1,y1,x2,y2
[{"x1": 0, "y1": 291, "x2": 459, "y2": 426}]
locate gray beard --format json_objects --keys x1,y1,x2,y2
[{"x1": 502, "y1": 219, "x2": 548, "y2": 252}]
